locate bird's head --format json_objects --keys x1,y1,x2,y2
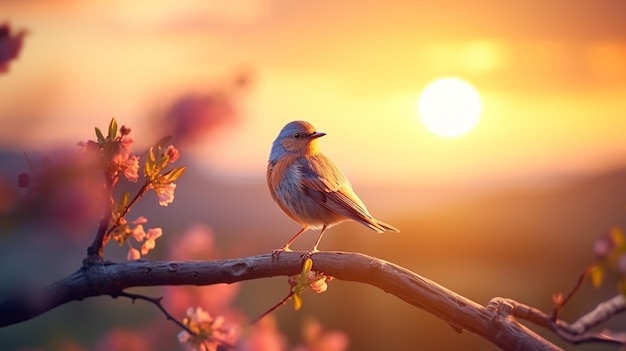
[{"x1": 269, "y1": 120, "x2": 326, "y2": 161}]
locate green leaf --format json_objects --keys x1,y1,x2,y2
[
  {"x1": 292, "y1": 293, "x2": 302, "y2": 311},
  {"x1": 164, "y1": 166, "x2": 187, "y2": 183},
  {"x1": 95, "y1": 127, "x2": 105, "y2": 142},
  {"x1": 157, "y1": 155, "x2": 170, "y2": 170},
  {"x1": 149, "y1": 146, "x2": 157, "y2": 163},
  {"x1": 144, "y1": 147, "x2": 156, "y2": 177},
  {"x1": 590, "y1": 264, "x2": 604, "y2": 288},
  {"x1": 302, "y1": 258, "x2": 313, "y2": 273},
  {"x1": 108, "y1": 118, "x2": 118, "y2": 139},
  {"x1": 292, "y1": 258, "x2": 314, "y2": 295},
  {"x1": 119, "y1": 191, "x2": 130, "y2": 209}
]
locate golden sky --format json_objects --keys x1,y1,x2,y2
[{"x1": 1, "y1": 0, "x2": 625, "y2": 186}]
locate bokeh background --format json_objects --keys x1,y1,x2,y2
[{"x1": 1, "y1": 1, "x2": 626, "y2": 350}]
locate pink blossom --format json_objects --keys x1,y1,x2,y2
[
  {"x1": 154, "y1": 183, "x2": 177, "y2": 206},
  {"x1": 168, "y1": 224, "x2": 216, "y2": 260},
  {"x1": 166, "y1": 145, "x2": 180, "y2": 163},
  {"x1": 294, "y1": 319, "x2": 349, "y2": 351},
  {"x1": 593, "y1": 234, "x2": 614, "y2": 258},
  {"x1": 307, "y1": 272, "x2": 330, "y2": 294},
  {"x1": 127, "y1": 247, "x2": 141, "y2": 260},
  {"x1": 178, "y1": 307, "x2": 237, "y2": 351},
  {"x1": 0, "y1": 23, "x2": 26, "y2": 74},
  {"x1": 18, "y1": 148, "x2": 106, "y2": 234},
  {"x1": 289, "y1": 271, "x2": 332, "y2": 294},
  {"x1": 130, "y1": 224, "x2": 146, "y2": 242},
  {"x1": 123, "y1": 155, "x2": 140, "y2": 182},
  {"x1": 141, "y1": 228, "x2": 163, "y2": 255},
  {"x1": 237, "y1": 316, "x2": 286, "y2": 351},
  {"x1": 133, "y1": 216, "x2": 148, "y2": 224},
  {"x1": 166, "y1": 91, "x2": 240, "y2": 145},
  {"x1": 111, "y1": 137, "x2": 139, "y2": 184},
  {"x1": 111, "y1": 138, "x2": 132, "y2": 165},
  {"x1": 120, "y1": 136, "x2": 133, "y2": 151},
  {"x1": 120, "y1": 125, "x2": 131, "y2": 136}
]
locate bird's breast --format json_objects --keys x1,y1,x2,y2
[{"x1": 267, "y1": 155, "x2": 343, "y2": 228}]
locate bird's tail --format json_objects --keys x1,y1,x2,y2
[
  {"x1": 376, "y1": 220, "x2": 399, "y2": 233},
  {"x1": 358, "y1": 215, "x2": 399, "y2": 233}
]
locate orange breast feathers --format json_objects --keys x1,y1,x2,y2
[{"x1": 266, "y1": 153, "x2": 305, "y2": 224}]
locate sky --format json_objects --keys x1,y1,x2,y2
[{"x1": 1, "y1": 0, "x2": 626, "y2": 187}]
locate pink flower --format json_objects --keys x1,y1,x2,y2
[
  {"x1": 166, "y1": 145, "x2": 180, "y2": 163},
  {"x1": 122, "y1": 217, "x2": 162, "y2": 259},
  {"x1": 178, "y1": 307, "x2": 237, "y2": 351},
  {"x1": 288, "y1": 271, "x2": 332, "y2": 294},
  {"x1": 127, "y1": 247, "x2": 141, "y2": 261},
  {"x1": 0, "y1": 23, "x2": 26, "y2": 74},
  {"x1": 133, "y1": 216, "x2": 148, "y2": 224},
  {"x1": 141, "y1": 228, "x2": 163, "y2": 255},
  {"x1": 120, "y1": 125, "x2": 131, "y2": 136},
  {"x1": 593, "y1": 234, "x2": 614, "y2": 258},
  {"x1": 307, "y1": 272, "x2": 330, "y2": 294},
  {"x1": 294, "y1": 319, "x2": 349, "y2": 351},
  {"x1": 130, "y1": 224, "x2": 146, "y2": 242},
  {"x1": 129, "y1": 217, "x2": 148, "y2": 241},
  {"x1": 154, "y1": 183, "x2": 177, "y2": 206},
  {"x1": 123, "y1": 155, "x2": 140, "y2": 182},
  {"x1": 237, "y1": 316, "x2": 286, "y2": 351},
  {"x1": 168, "y1": 224, "x2": 216, "y2": 260},
  {"x1": 120, "y1": 136, "x2": 133, "y2": 151},
  {"x1": 112, "y1": 138, "x2": 132, "y2": 165}
]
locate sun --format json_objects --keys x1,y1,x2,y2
[{"x1": 417, "y1": 77, "x2": 482, "y2": 138}]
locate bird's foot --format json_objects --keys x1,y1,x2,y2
[
  {"x1": 271, "y1": 245, "x2": 293, "y2": 260},
  {"x1": 300, "y1": 247, "x2": 319, "y2": 261}
]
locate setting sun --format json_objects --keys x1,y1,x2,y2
[{"x1": 417, "y1": 77, "x2": 482, "y2": 138}]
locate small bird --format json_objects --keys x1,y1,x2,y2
[{"x1": 267, "y1": 120, "x2": 399, "y2": 256}]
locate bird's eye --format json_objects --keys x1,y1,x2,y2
[{"x1": 293, "y1": 132, "x2": 302, "y2": 140}]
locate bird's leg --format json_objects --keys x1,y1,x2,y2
[
  {"x1": 301, "y1": 225, "x2": 327, "y2": 260},
  {"x1": 272, "y1": 226, "x2": 308, "y2": 258}
]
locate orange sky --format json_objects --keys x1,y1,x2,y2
[{"x1": 1, "y1": 0, "x2": 625, "y2": 187}]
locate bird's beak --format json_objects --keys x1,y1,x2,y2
[{"x1": 311, "y1": 131, "x2": 326, "y2": 139}]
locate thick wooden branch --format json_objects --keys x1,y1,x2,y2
[{"x1": 0, "y1": 251, "x2": 561, "y2": 350}]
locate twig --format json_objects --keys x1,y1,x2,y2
[
  {"x1": 111, "y1": 290, "x2": 195, "y2": 335},
  {"x1": 85, "y1": 182, "x2": 150, "y2": 262},
  {"x1": 85, "y1": 201, "x2": 113, "y2": 262},
  {"x1": 249, "y1": 291, "x2": 294, "y2": 325},
  {"x1": 113, "y1": 290, "x2": 236, "y2": 350},
  {"x1": 109, "y1": 182, "x2": 150, "y2": 232},
  {"x1": 550, "y1": 267, "x2": 590, "y2": 321}
]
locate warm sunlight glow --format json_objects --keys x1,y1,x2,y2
[{"x1": 417, "y1": 77, "x2": 482, "y2": 138}]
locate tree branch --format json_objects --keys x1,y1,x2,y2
[
  {"x1": 489, "y1": 295, "x2": 626, "y2": 344},
  {"x1": 0, "y1": 251, "x2": 563, "y2": 350}
]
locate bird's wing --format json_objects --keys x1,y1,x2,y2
[{"x1": 298, "y1": 155, "x2": 386, "y2": 232}]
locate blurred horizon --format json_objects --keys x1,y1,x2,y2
[{"x1": 1, "y1": 0, "x2": 626, "y2": 188}]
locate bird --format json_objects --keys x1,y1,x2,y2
[{"x1": 267, "y1": 120, "x2": 399, "y2": 256}]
